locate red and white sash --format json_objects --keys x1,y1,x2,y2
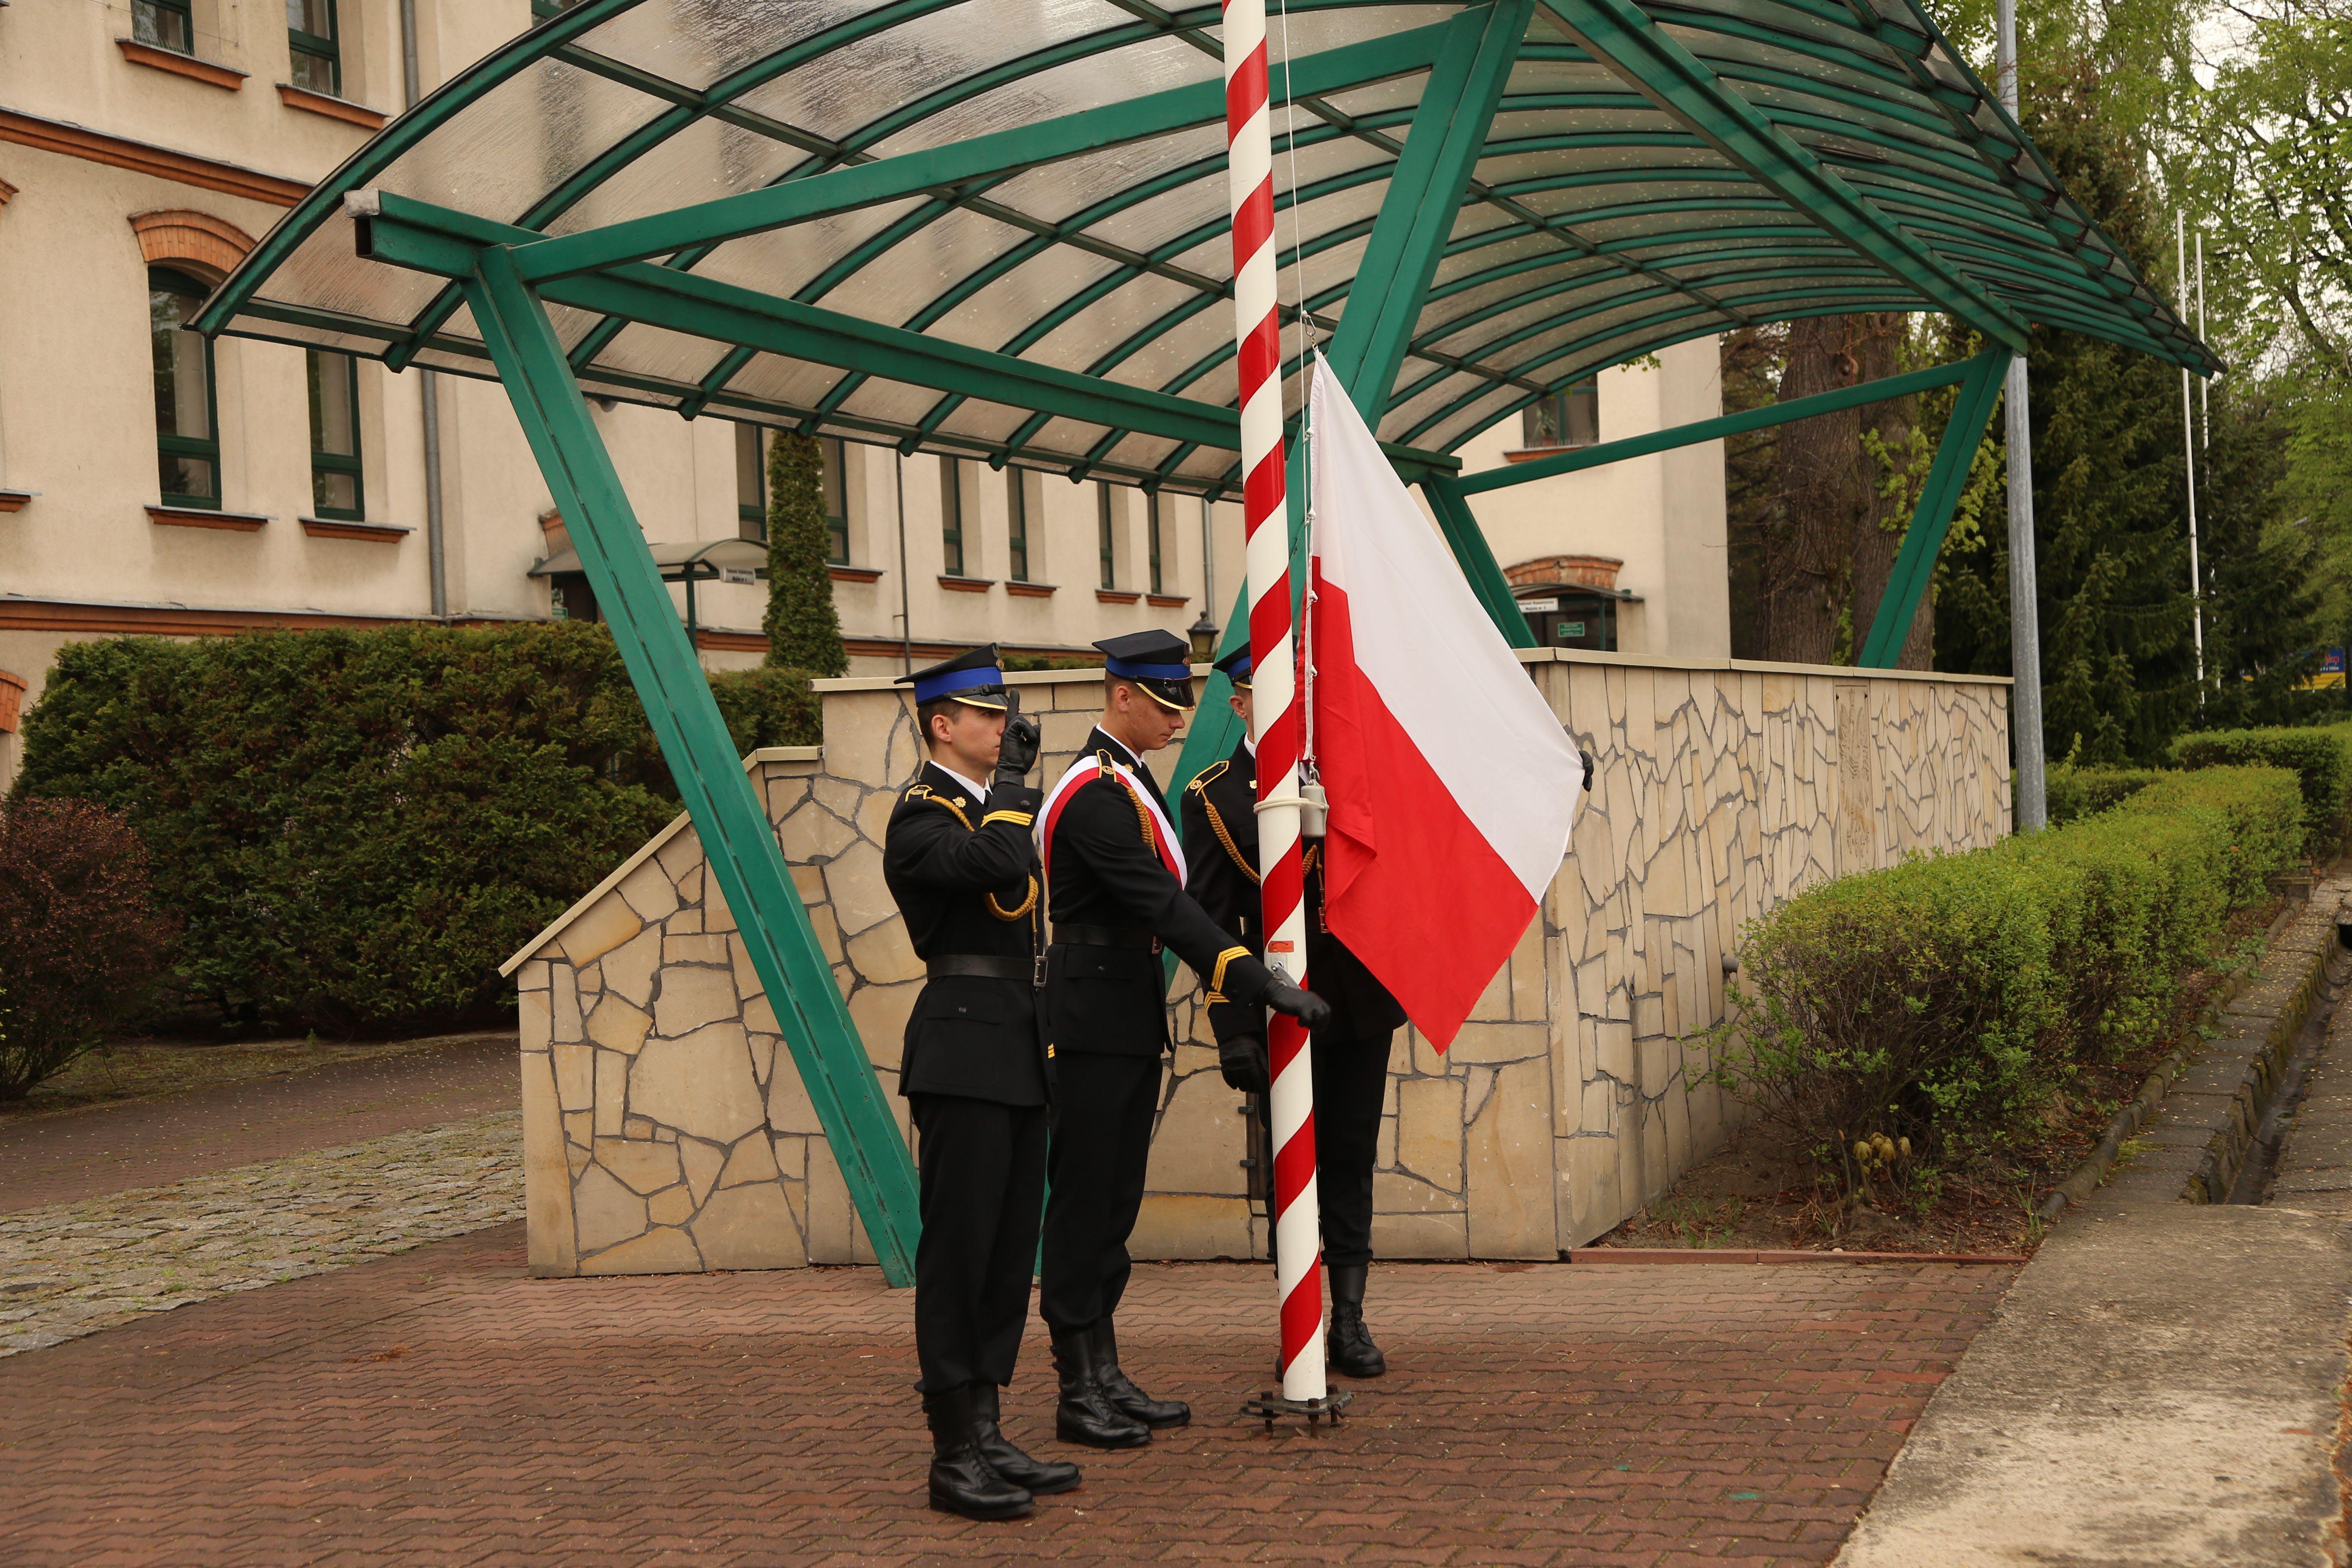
[{"x1": 1037, "y1": 752, "x2": 1188, "y2": 888}]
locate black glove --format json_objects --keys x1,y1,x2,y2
[
  {"x1": 994, "y1": 690, "x2": 1041, "y2": 789},
  {"x1": 1261, "y1": 979, "x2": 1332, "y2": 1032},
  {"x1": 1580, "y1": 750, "x2": 1595, "y2": 793},
  {"x1": 1218, "y1": 1033, "x2": 1270, "y2": 1094}
]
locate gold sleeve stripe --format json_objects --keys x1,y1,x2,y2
[
  {"x1": 1208, "y1": 945, "x2": 1250, "y2": 999},
  {"x1": 981, "y1": 809, "x2": 1035, "y2": 827}
]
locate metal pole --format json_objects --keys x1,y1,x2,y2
[
  {"x1": 2179, "y1": 211, "x2": 2204, "y2": 697},
  {"x1": 1996, "y1": 0, "x2": 2046, "y2": 830},
  {"x1": 2196, "y1": 230, "x2": 2208, "y2": 450},
  {"x1": 893, "y1": 451, "x2": 913, "y2": 675},
  {"x1": 399, "y1": 0, "x2": 448, "y2": 620},
  {"x1": 1200, "y1": 494, "x2": 1215, "y2": 619}
]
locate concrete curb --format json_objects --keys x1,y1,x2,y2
[
  {"x1": 1565, "y1": 1247, "x2": 2024, "y2": 1265},
  {"x1": 2049, "y1": 881, "x2": 2350, "y2": 1215}
]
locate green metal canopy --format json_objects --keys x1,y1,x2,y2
[
  {"x1": 202, "y1": 0, "x2": 2210, "y2": 498},
  {"x1": 197, "y1": 0, "x2": 2211, "y2": 1287}
]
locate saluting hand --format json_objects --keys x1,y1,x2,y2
[{"x1": 993, "y1": 691, "x2": 1042, "y2": 788}]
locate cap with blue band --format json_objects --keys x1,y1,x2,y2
[
  {"x1": 1093, "y1": 629, "x2": 1197, "y2": 712},
  {"x1": 1104, "y1": 657, "x2": 1192, "y2": 681},
  {"x1": 895, "y1": 643, "x2": 1010, "y2": 710},
  {"x1": 913, "y1": 663, "x2": 1005, "y2": 703}
]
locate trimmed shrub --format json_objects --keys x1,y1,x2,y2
[
  {"x1": 1714, "y1": 764, "x2": 2303, "y2": 1177},
  {"x1": 0, "y1": 799, "x2": 178, "y2": 1098},
  {"x1": 11, "y1": 622, "x2": 819, "y2": 1035},
  {"x1": 2045, "y1": 765, "x2": 2164, "y2": 824},
  {"x1": 2172, "y1": 725, "x2": 2352, "y2": 844},
  {"x1": 763, "y1": 431, "x2": 848, "y2": 677}
]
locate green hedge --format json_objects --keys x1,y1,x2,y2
[
  {"x1": 2045, "y1": 765, "x2": 2165, "y2": 824},
  {"x1": 1715, "y1": 764, "x2": 2303, "y2": 1177},
  {"x1": 2171, "y1": 725, "x2": 2352, "y2": 843},
  {"x1": 11, "y1": 622, "x2": 818, "y2": 1035}
]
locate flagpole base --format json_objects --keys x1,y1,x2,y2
[{"x1": 1240, "y1": 1389, "x2": 1353, "y2": 1433}]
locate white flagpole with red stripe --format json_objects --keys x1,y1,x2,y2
[{"x1": 1223, "y1": 0, "x2": 1323, "y2": 1405}]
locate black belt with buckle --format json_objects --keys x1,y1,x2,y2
[
  {"x1": 1053, "y1": 923, "x2": 1159, "y2": 952},
  {"x1": 925, "y1": 955, "x2": 1034, "y2": 982}
]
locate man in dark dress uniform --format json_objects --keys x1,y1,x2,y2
[
  {"x1": 881, "y1": 645, "x2": 1078, "y2": 1521},
  {"x1": 1182, "y1": 643, "x2": 1408, "y2": 1379},
  {"x1": 1036, "y1": 629, "x2": 1331, "y2": 1448}
]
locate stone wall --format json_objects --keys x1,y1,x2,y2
[{"x1": 507, "y1": 652, "x2": 2010, "y2": 1276}]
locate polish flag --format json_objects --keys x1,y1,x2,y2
[{"x1": 1307, "y1": 354, "x2": 1586, "y2": 1048}]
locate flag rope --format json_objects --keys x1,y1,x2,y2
[{"x1": 1223, "y1": 0, "x2": 1323, "y2": 1403}]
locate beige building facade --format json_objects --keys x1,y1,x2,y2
[
  {"x1": 0, "y1": 0, "x2": 1723, "y2": 789},
  {"x1": 505, "y1": 654, "x2": 2012, "y2": 1276}
]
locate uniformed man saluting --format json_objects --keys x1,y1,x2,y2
[
  {"x1": 1036, "y1": 629, "x2": 1331, "y2": 1449},
  {"x1": 881, "y1": 645, "x2": 1077, "y2": 1521},
  {"x1": 1183, "y1": 644, "x2": 1408, "y2": 1379}
]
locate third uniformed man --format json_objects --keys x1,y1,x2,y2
[
  {"x1": 1182, "y1": 643, "x2": 1409, "y2": 1378},
  {"x1": 1036, "y1": 629, "x2": 1331, "y2": 1448}
]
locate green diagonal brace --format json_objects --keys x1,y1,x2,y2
[
  {"x1": 461, "y1": 245, "x2": 922, "y2": 1286},
  {"x1": 1531, "y1": 0, "x2": 2030, "y2": 352},
  {"x1": 1856, "y1": 349, "x2": 2008, "y2": 668},
  {"x1": 1424, "y1": 475, "x2": 1540, "y2": 647}
]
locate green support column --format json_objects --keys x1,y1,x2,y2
[
  {"x1": 1424, "y1": 476, "x2": 1539, "y2": 647},
  {"x1": 1856, "y1": 349, "x2": 2008, "y2": 668},
  {"x1": 462, "y1": 246, "x2": 922, "y2": 1286}
]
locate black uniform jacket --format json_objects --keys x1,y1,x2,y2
[
  {"x1": 1182, "y1": 736, "x2": 1408, "y2": 1047},
  {"x1": 1043, "y1": 728, "x2": 1277, "y2": 1057},
  {"x1": 881, "y1": 761, "x2": 1049, "y2": 1107}
]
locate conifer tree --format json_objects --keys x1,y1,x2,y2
[{"x1": 762, "y1": 431, "x2": 848, "y2": 677}]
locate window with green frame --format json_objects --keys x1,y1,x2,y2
[
  {"x1": 306, "y1": 348, "x2": 364, "y2": 519},
  {"x1": 285, "y1": 0, "x2": 340, "y2": 96},
  {"x1": 735, "y1": 422, "x2": 766, "y2": 541},
  {"x1": 939, "y1": 458, "x2": 965, "y2": 576},
  {"x1": 149, "y1": 267, "x2": 219, "y2": 509},
  {"x1": 132, "y1": 0, "x2": 194, "y2": 54},
  {"x1": 820, "y1": 437, "x2": 848, "y2": 564},
  {"x1": 1520, "y1": 377, "x2": 1599, "y2": 450},
  {"x1": 1006, "y1": 470, "x2": 1031, "y2": 582},
  {"x1": 1097, "y1": 487, "x2": 1117, "y2": 589}
]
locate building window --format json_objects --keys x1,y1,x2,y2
[
  {"x1": 149, "y1": 267, "x2": 219, "y2": 509},
  {"x1": 735, "y1": 422, "x2": 766, "y2": 541},
  {"x1": 1520, "y1": 377, "x2": 1599, "y2": 449},
  {"x1": 1006, "y1": 470, "x2": 1031, "y2": 582},
  {"x1": 1148, "y1": 493, "x2": 1170, "y2": 596},
  {"x1": 940, "y1": 458, "x2": 965, "y2": 577},
  {"x1": 306, "y1": 349, "x2": 364, "y2": 520},
  {"x1": 286, "y1": 0, "x2": 341, "y2": 96},
  {"x1": 821, "y1": 437, "x2": 848, "y2": 564},
  {"x1": 133, "y1": 0, "x2": 194, "y2": 54},
  {"x1": 1097, "y1": 487, "x2": 1117, "y2": 589}
]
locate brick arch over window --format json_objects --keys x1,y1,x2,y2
[{"x1": 129, "y1": 210, "x2": 257, "y2": 286}]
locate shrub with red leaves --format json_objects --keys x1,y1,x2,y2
[{"x1": 0, "y1": 798, "x2": 178, "y2": 1099}]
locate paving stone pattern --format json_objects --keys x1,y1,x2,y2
[
  {"x1": 0, "y1": 1111, "x2": 520, "y2": 1356},
  {"x1": 514, "y1": 658, "x2": 2012, "y2": 1278},
  {"x1": 2269, "y1": 925, "x2": 2352, "y2": 1210},
  {"x1": 0, "y1": 1223, "x2": 2013, "y2": 1567}
]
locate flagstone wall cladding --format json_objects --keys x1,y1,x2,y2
[{"x1": 512, "y1": 654, "x2": 2010, "y2": 1275}]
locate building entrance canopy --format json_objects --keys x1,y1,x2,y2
[
  {"x1": 193, "y1": 0, "x2": 2211, "y2": 1290},
  {"x1": 199, "y1": 0, "x2": 2210, "y2": 501}
]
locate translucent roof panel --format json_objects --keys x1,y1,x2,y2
[{"x1": 204, "y1": 0, "x2": 2213, "y2": 500}]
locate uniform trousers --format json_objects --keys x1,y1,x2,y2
[
  {"x1": 1260, "y1": 1030, "x2": 1394, "y2": 1270},
  {"x1": 910, "y1": 1092, "x2": 1049, "y2": 1393},
  {"x1": 1038, "y1": 1051, "x2": 1164, "y2": 1337}
]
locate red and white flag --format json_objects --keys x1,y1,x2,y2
[{"x1": 1308, "y1": 354, "x2": 1586, "y2": 1049}]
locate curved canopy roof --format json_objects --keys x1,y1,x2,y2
[{"x1": 202, "y1": 0, "x2": 2214, "y2": 500}]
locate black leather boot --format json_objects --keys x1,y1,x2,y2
[
  {"x1": 1050, "y1": 1329, "x2": 1151, "y2": 1449},
  {"x1": 1093, "y1": 1318, "x2": 1190, "y2": 1428},
  {"x1": 923, "y1": 1386, "x2": 1033, "y2": 1520},
  {"x1": 1325, "y1": 1263, "x2": 1387, "y2": 1378},
  {"x1": 971, "y1": 1384, "x2": 1081, "y2": 1495}
]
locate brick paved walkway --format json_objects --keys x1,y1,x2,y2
[
  {"x1": 0, "y1": 1032, "x2": 517, "y2": 1213},
  {"x1": 2, "y1": 1225, "x2": 2012, "y2": 1566}
]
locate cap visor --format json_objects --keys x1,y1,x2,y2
[
  {"x1": 951, "y1": 692, "x2": 1010, "y2": 711},
  {"x1": 1138, "y1": 679, "x2": 1195, "y2": 712}
]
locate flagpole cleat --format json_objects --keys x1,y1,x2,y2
[{"x1": 1241, "y1": 1388, "x2": 1353, "y2": 1433}]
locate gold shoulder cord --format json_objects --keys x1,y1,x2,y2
[
  {"x1": 1185, "y1": 762, "x2": 1260, "y2": 885},
  {"x1": 920, "y1": 793, "x2": 1037, "y2": 921},
  {"x1": 1098, "y1": 752, "x2": 1156, "y2": 855}
]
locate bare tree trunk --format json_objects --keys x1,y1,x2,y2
[{"x1": 1840, "y1": 318, "x2": 1929, "y2": 668}]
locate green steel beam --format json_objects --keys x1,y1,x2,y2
[
  {"x1": 1424, "y1": 475, "x2": 1540, "y2": 648},
  {"x1": 353, "y1": 194, "x2": 1245, "y2": 454},
  {"x1": 1856, "y1": 349, "x2": 2008, "y2": 667},
  {"x1": 1529, "y1": 0, "x2": 2031, "y2": 352},
  {"x1": 505, "y1": 23, "x2": 1455, "y2": 285},
  {"x1": 1323, "y1": 0, "x2": 1532, "y2": 419},
  {"x1": 458, "y1": 245, "x2": 922, "y2": 1286},
  {"x1": 1452, "y1": 355, "x2": 1984, "y2": 495}
]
